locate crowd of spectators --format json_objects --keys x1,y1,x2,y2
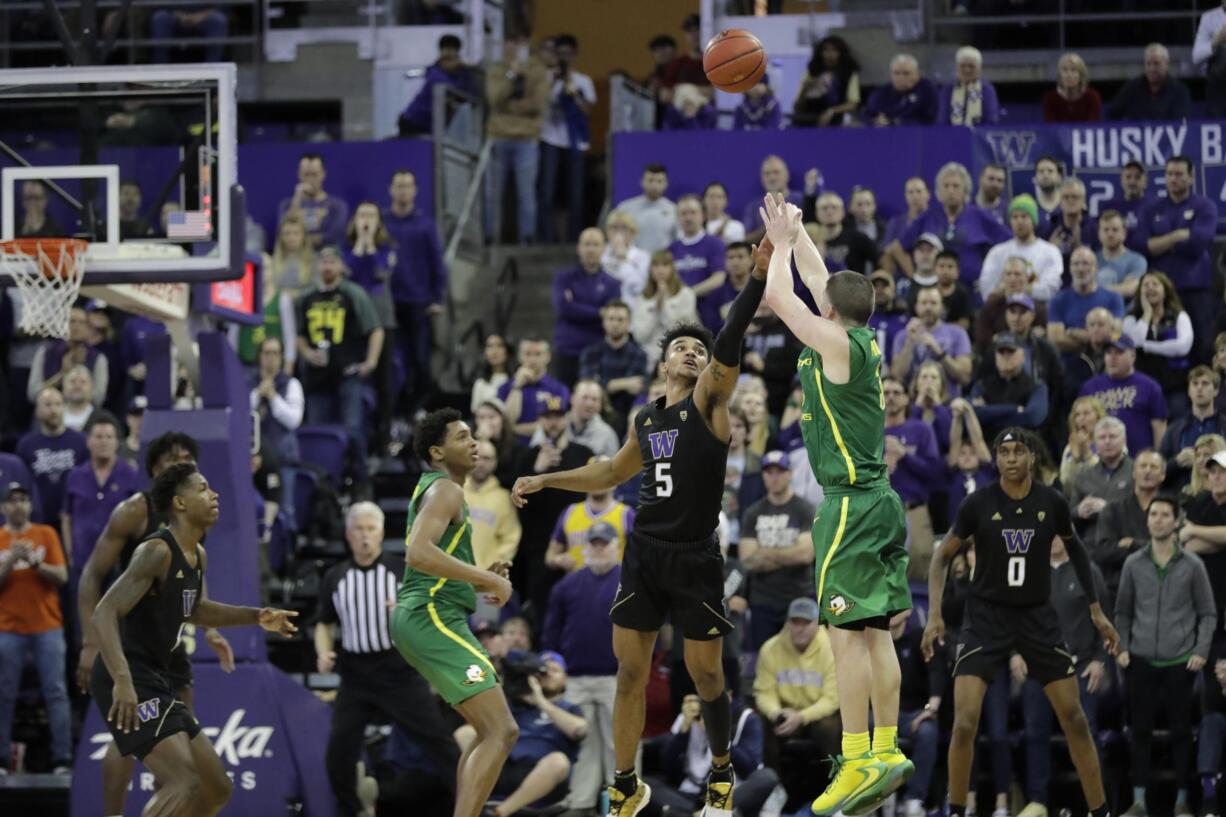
[{"x1": 7, "y1": 9, "x2": 1226, "y2": 817}]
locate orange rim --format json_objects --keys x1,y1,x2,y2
[{"x1": 0, "y1": 238, "x2": 88, "y2": 279}]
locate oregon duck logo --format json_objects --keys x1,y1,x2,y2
[
  {"x1": 463, "y1": 664, "x2": 487, "y2": 685},
  {"x1": 826, "y1": 594, "x2": 854, "y2": 617}
]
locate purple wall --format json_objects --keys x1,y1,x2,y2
[{"x1": 611, "y1": 127, "x2": 975, "y2": 222}]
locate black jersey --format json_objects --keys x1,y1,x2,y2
[
  {"x1": 952, "y1": 481, "x2": 1075, "y2": 608},
  {"x1": 120, "y1": 529, "x2": 203, "y2": 673},
  {"x1": 633, "y1": 392, "x2": 729, "y2": 542},
  {"x1": 119, "y1": 492, "x2": 168, "y2": 571}
]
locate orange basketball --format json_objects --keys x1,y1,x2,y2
[{"x1": 703, "y1": 29, "x2": 766, "y2": 93}]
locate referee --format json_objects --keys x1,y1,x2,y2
[{"x1": 316, "y1": 501, "x2": 461, "y2": 817}]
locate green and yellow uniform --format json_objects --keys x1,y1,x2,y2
[
  {"x1": 390, "y1": 471, "x2": 499, "y2": 705},
  {"x1": 798, "y1": 326, "x2": 911, "y2": 627}
]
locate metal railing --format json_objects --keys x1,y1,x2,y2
[
  {"x1": 924, "y1": 0, "x2": 1210, "y2": 51},
  {"x1": 0, "y1": 0, "x2": 261, "y2": 66},
  {"x1": 432, "y1": 81, "x2": 486, "y2": 266}
]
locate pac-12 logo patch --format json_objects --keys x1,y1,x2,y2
[
  {"x1": 463, "y1": 664, "x2": 487, "y2": 685},
  {"x1": 826, "y1": 594, "x2": 854, "y2": 617}
]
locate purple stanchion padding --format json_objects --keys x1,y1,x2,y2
[
  {"x1": 72, "y1": 663, "x2": 338, "y2": 817},
  {"x1": 140, "y1": 332, "x2": 265, "y2": 662}
]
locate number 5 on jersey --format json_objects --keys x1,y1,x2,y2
[{"x1": 656, "y1": 463, "x2": 672, "y2": 497}]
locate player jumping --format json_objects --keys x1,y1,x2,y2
[
  {"x1": 923, "y1": 428, "x2": 1119, "y2": 817},
  {"x1": 513, "y1": 236, "x2": 774, "y2": 817},
  {"x1": 89, "y1": 463, "x2": 297, "y2": 817},
  {"x1": 390, "y1": 408, "x2": 519, "y2": 817},
  {"x1": 759, "y1": 193, "x2": 913, "y2": 815}
]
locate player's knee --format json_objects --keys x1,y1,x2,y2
[
  {"x1": 616, "y1": 659, "x2": 650, "y2": 689},
  {"x1": 951, "y1": 709, "x2": 980, "y2": 742},
  {"x1": 1054, "y1": 698, "x2": 1089, "y2": 734},
  {"x1": 491, "y1": 716, "x2": 520, "y2": 751}
]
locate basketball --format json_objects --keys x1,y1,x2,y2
[{"x1": 702, "y1": 29, "x2": 766, "y2": 93}]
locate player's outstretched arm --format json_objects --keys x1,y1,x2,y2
[
  {"x1": 513, "y1": 427, "x2": 643, "y2": 506},
  {"x1": 188, "y1": 548, "x2": 299, "y2": 635},
  {"x1": 91, "y1": 539, "x2": 171, "y2": 733},
  {"x1": 922, "y1": 533, "x2": 967, "y2": 661},
  {"x1": 408, "y1": 480, "x2": 512, "y2": 606},
  {"x1": 694, "y1": 236, "x2": 771, "y2": 428},
  {"x1": 759, "y1": 196, "x2": 850, "y2": 372}
]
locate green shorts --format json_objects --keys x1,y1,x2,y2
[
  {"x1": 390, "y1": 602, "x2": 499, "y2": 706},
  {"x1": 812, "y1": 486, "x2": 912, "y2": 628}
]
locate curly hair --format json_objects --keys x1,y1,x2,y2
[
  {"x1": 659, "y1": 322, "x2": 713, "y2": 358},
  {"x1": 144, "y1": 432, "x2": 200, "y2": 478},
  {"x1": 413, "y1": 408, "x2": 464, "y2": 464},
  {"x1": 150, "y1": 462, "x2": 199, "y2": 515}
]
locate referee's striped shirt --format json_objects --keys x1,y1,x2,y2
[{"x1": 317, "y1": 552, "x2": 403, "y2": 663}]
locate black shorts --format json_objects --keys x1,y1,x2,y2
[
  {"x1": 953, "y1": 597, "x2": 1076, "y2": 686},
  {"x1": 610, "y1": 531, "x2": 734, "y2": 641},
  {"x1": 165, "y1": 647, "x2": 193, "y2": 691},
  {"x1": 90, "y1": 659, "x2": 201, "y2": 760},
  {"x1": 493, "y1": 756, "x2": 569, "y2": 804}
]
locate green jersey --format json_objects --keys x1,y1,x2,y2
[
  {"x1": 398, "y1": 471, "x2": 477, "y2": 613},
  {"x1": 798, "y1": 325, "x2": 889, "y2": 491}
]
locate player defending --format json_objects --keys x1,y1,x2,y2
[
  {"x1": 390, "y1": 408, "x2": 519, "y2": 817},
  {"x1": 89, "y1": 463, "x2": 297, "y2": 817},
  {"x1": 513, "y1": 237, "x2": 774, "y2": 817},
  {"x1": 76, "y1": 432, "x2": 235, "y2": 817},
  {"x1": 923, "y1": 429, "x2": 1119, "y2": 817},
  {"x1": 759, "y1": 193, "x2": 913, "y2": 815}
]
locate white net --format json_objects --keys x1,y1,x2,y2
[{"x1": 0, "y1": 239, "x2": 88, "y2": 339}]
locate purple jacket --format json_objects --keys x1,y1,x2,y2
[
  {"x1": 900, "y1": 203, "x2": 1011, "y2": 288},
  {"x1": 1079, "y1": 370, "x2": 1169, "y2": 452},
  {"x1": 383, "y1": 207, "x2": 446, "y2": 305},
  {"x1": 864, "y1": 78, "x2": 938, "y2": 125},
  {"x1": 552, "y1": 265, "x2": 620, "y2": 356},
  {"x1": 1133, "y1": 193, "x2": 1218, "y2": 292},
  {"x1": 400, "y1": 63, "x2": 480, "y2": 133},
  {"x1": 542, "y1": 565, "x2": 620, "y2": 677},
  {"x1": 733, "y1": 96, "x2": 783, "y2": 131},
  {"x1": 661, "y1": 104, "x2": 718, "y2": 131},
  {"x1": 885, "y1": 419, "x2": 942, "y2": 504}
]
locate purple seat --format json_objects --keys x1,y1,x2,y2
[{"x1": 296, "y1": 426, "x2": 349, "y2": 486}]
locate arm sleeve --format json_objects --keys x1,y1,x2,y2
[
  {"x1": 952, "y1": 493, "x2": 978, "y2": 539},
  {"x1": 900, "y1": 425, "x2": 943, "y2": 478},
  {"x1": 270, "y1": 379, "x2": 306, "y2": 429},
  {"x1": 1195, "y1": 12, "x2": 1219, "y2": 63},
  {"x1": 1059, "y1": 511, "x2": 1101, "y2": 606},
  {"x1": 982, "y1": 81, "x2": 1001, "y2": 124},
  {"x1": 713, "y1": 276, "x2": 767, "y2": 366},
  {"x1": 1115, "y1": 562, "x2": 1134, "y2": 647},
  {"x1": 1174, "y1": 200, "x2": 1217, "y2": 258},
  {"x1": 1140, "y1": 312, "x2": 1194, "y2": 358},
  {"x1": 1193, "y1": 558, "x2": 1218, "y2": 658},
  {"x1": 1091, "y1": 504, "x2": 1130, "y2": 573},
  {"x1": 1015, "y1": 382, "x2": 1049, "y2": 427},
  {"x1": 92, "y1": 355, "x2": 109, "y2": 406}
]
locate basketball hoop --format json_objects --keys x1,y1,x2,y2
[{"x1": 0, "y1": 238, "x2": 89, "y2": 339}]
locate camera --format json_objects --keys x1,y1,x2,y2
[{"x1": 502, "y1": 651, "x2": 547, "y2": 702}]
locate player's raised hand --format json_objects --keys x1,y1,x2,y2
[
  {"x1": 108, "y1": 678, "x2": 140, "y2": 734},
  {"x1": 512, "y1": 475, "x2": 545, "y2": 508},
  {"x1": 1091, "y1": 608, "x2": 1120, "y2": 655},
  {"x1": 750, "y1": 236, "x2": 774, "y2": 278},
  {"x1": 921, "y1": 616, "x2": 945, "y2": 662},
  {"x1": 759, "y1": 192, "x2": 801, "y2": 247},
  {"x1": 258, "y1": 608, "x2": 299, "y2": 637}
]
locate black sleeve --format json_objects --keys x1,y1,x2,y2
[
  {"x1": 951, "y1": 492, "x2": 979, "y2": 540},
  {"x1": 1062, "y1": 530, "x2": 1100, "y2": 606},
  {"x1": 713, "y1": 276, "x2": 767, "y2": 366}
]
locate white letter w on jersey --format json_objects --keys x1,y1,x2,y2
[
  {"x1": 1001, "y1": 529, "x2": 1035, "y2": 555},
  {"x1": 647, "y1": 430, "x2": 679, "y2": 459}
]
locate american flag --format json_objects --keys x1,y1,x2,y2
[{"x1": 167, "y1": 210, "x2": 212, "y2": 240}]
